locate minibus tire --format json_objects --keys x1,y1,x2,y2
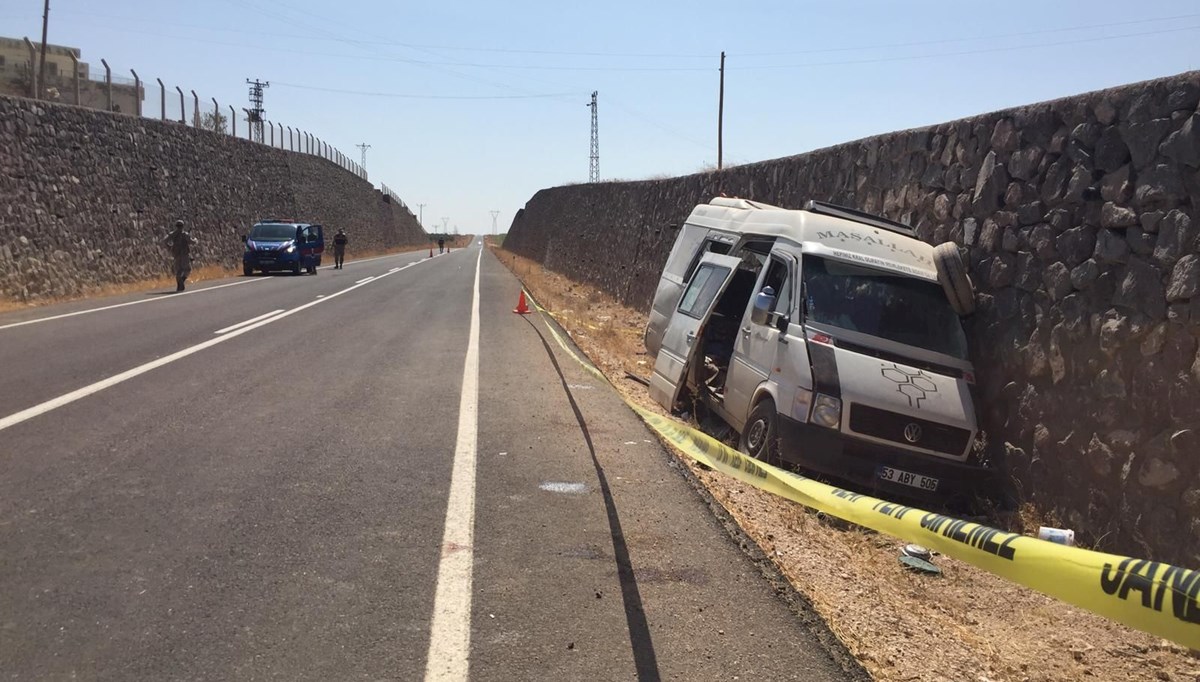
[
  {"x1": 933, "y1": 242, "x2": 975, "y2": 316},
  {"x1": 243, "y1": 264, "x2": 253, "y2": 277},
  {"x1": 740, "y1": 398, "x2": 781, "y2": 467}
]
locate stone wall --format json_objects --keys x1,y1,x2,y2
[
  {"x1": 505, "y1": 71, "x2": 1200, "y2": 566},
  {"x1": 0, "y1": 95, "x2": 426, "y2": 301}
]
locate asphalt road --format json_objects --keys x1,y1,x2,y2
[{"x1": 0, "y1": 244, "x2": 858, "y2": 681}]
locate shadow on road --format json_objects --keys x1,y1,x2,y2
[{"x1": 521, "y1": 314, "x2": 661, "y2": 682}]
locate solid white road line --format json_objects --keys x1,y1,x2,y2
[
  {"x1": 0, "y1": 259, "x2": 426, "y2": 434},
  {"x1": 214, "y1": 309, "x2": 285, "y2": 335},
  {"x1": 355, "y1": 276, "x2": 375, "y2": 285},
  {"x1": 424, "y1": 247, "x2": 482, "y2": 681},
  {"x1": 0, "y1": 278, "x2": 267, "y2": 332}
]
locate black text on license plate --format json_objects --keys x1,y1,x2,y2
[{"x1": 877, "y1": 466, "x2": 939, "y2": 492}]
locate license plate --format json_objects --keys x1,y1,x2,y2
[
  {"x1": 877, "y1": 466, "x2": 939, "y2": 492},
  {"x1": 259, "y1": 258, "x2": 274, "y2": 263}
]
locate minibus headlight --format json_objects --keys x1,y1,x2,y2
[{"x1": 810, "y1": 394, "x2": 842, "y2": 429}]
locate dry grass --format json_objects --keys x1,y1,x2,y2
[
  {"x1": 493, "y1": 245, "x2": 1200, "y2": 682},
  {"x1": 0, "y1": 263, "x2": 241, "y2": 314}
]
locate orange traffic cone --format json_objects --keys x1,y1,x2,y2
[{"x1": 513, "y1": 290, "x2": 531, "y2": 315}]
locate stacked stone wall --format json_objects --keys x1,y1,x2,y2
[
  {"x1": 505, "y1": 71, "x2": 1200, "y2": 565},
  {"x1": 0, "y1": 95, "x2": 426, "y2": 301}
]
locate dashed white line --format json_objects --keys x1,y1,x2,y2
[
  {"x1": 214, "y1": 309, "x2": 285, "y2": 335},
  {"x1": 424, "y1": 247, "x2": 482, "y2": 681},
  {"x1": 355, "y1": 276, "x2": 374, "y2": 285},
  {"x1": 0, "y1": 278, "x2": 267, "y2": 331}
]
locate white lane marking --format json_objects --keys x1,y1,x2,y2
[
  {"x1": 539, "y1": 482, "x2": 588, "y2": 494},
  {"x1": 355, "y1": 276, "x2": 374, "y2": 285},
  {"x1": 0, "y1": 278, "x2": 267, "y2": 331},
  {"x1": 0, "y1": 258, "x2": 432, "y2": 434},
  {"x1": 214, "y1": 309, "x2": 285, "y2": 335},
  {"x1": 316, "y1": 295, "x2": 325, "y2": 299},
  {"x1": 424, "y1": 247, "x2": 481, "y2": 681},
  {"x1": 389, "y1": 267, "x2": 400, "y2": 273}
]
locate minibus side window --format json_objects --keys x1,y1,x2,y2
[{"x1": 683, "y1": 239, "x2": 733, "y2": 283}]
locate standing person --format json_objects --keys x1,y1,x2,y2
[
  {"x1": 333, "y1": 228, "x2": 348, "y2": 269},
  {"x1": 437, "y1": 237, "x2": 445, "y2": 254},
  {"x1": 163, "y1": 219, "x2": 197, "y2": 292}
]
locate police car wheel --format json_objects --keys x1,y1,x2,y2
[
  {"x1": 243, "y1": 265, "x2": 253, "y2": 277},
  {"x1": 740, "y1": 399, "x2": 781, "y2": 466}
]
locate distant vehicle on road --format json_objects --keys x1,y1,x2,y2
[
  {"x1": 241, "y1": 220, "x2": 325, "y2": 276},
  {"x1": 643, "y1": 198, "x2": 988, "y2": 506}
]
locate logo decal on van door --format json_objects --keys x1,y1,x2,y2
[{"x1": 880, "y1": 364, "x2": 938, "y2": 408}]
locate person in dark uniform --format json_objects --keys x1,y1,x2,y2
[
  {"x1": 333, "y1": 228, "x2": 348, "y2": 269},
  {"x1": 163, "y1": 220, "x2": 197, "y2": 292},
  {"x1": 437, "y1": 237, "x2": 445, "y2": 254}
]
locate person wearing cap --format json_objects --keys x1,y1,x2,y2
[
  {"x1": 163, "y1": 219, "x2": 197, "y2": 292},
  {"x1": 333, "y1": 228, "x2": 348, "y2": 269}
]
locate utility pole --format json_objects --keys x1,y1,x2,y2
[
  {"x1": 588, "y1": 91, "x2": 599, "y2": 183},
  {"x1": 718, "y1": 51, "x2": 725, "y2": 171},
  {"x1": 245, "y1": 78, "x2": 269, "y2": 142},
  {"x1": 417, "y1": 203, "x2": 427, "y2": 228},
  {"x1": 356, "y1": 143, "x2": 371, "y2": 169},
  {"x1": 489, "y1": 210, "x2": 499, "y2": 235},
  {"x1": 36, "y1": 0, "x2": 50, "y2": 100},
  {"x1": 441, "y1": 217, "x2": 449, "y2": 235}
]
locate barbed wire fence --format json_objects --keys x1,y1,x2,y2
[{"x1": 5, "y1": 40, "x2": 370, "y2": 182}]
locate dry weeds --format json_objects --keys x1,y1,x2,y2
[{"x1": 492, "y1": 245, "x2": 1200, "y2": 682}]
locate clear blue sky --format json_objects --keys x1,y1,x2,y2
[{"x1": 4, "y1": 1, "x2": 1198, "y2": 234}]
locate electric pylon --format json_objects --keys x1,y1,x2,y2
[
  {"x1": 246, "y1": 79, "x2": 269, "y2": 143},
  {"x1": 588, "y1": 91, "x2": 599, "y2": 183}
]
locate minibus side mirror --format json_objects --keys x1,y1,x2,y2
[{"x1": 751, "y1": 286, "x2": 776, "y2": 326}]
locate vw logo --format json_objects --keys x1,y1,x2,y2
[{"x1": 903, "y1": 423, "x2": 923, "y2": 443}]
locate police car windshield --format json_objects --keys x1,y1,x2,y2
[
  {"x1": 802, "y1": 255, "x2": 968, "y2": 360},
  {"x1": 249, "y1": 224, "x2": 297, "y2": 241}
]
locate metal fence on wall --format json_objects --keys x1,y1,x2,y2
[{"x1": 8, "y1": 38, "x2": 370, "y2": 182}]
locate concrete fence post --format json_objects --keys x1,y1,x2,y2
[
  {"x1": 287, "y1": 126, "x2": 292, "y2": 151},
  {"x1": 175, "y1": 86, "x2": 184, "y2": 123},
  {"x1": 268, "y1": 121, "x2": 274, "y2": 146},
  {"x1": 229, "y1": 105, "x2": 236, "y2": 136},
  {"x1": 23, "y1": 37, "x2": 37, "y2": 98},
  {"x1": 101, "y1": 59, "x2": 112, "y2": 111},
  {"x1": 191, "y1": 90, "x2": 199, "y2": 127},
  {"x1": 69, "y1": 52, "x2": 80, "y2": 105},
  {"x1": 130, "y1": 69, "x2": 141, "y2": 117},
  {"x1": 157, "y1": 78, "x2": 165, "y2": 120},
  {"x1": 211, "y1": 97, "x2": 218, "y2": 132}
]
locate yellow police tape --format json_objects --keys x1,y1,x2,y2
[{"x1": 523, "y1": 290, "x2": 1200, "y2": 650}]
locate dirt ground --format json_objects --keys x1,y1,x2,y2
[{"x1": 491, "y1": 244, "x2": 1199, "y2": 682}]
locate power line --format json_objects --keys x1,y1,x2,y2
[
  {"x1": 270, "y1": 82, "x2": 580, "y2": 100},
  {"x1": 32, "y1": 8, "x2": 1200, "y2": 60},
  {"x1": 356, "y1": 142, "x2": 371, "y2": 168},
  {"x1": 489, "y1": 210, "x2": 499, "y2": 234},
  {"x1": 735, "y1": 24, "x2": 1200, "y2": 70}
]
